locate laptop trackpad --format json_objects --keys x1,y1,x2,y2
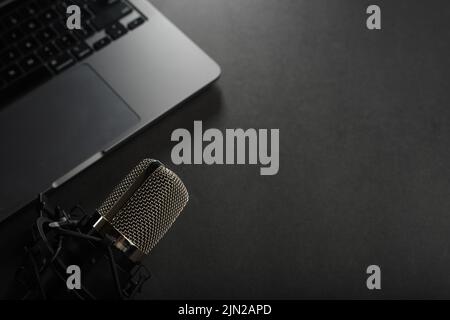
[{"x1": 0, "y1": 64, "x2": 139, "y2": 218}]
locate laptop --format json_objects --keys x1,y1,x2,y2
[{"x1": 0, "y1": 0, "x2": 221, "y2": 221}]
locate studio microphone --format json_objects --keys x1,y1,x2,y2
[
  {"x1": 92, "y1": 159, "x2": 189, "y2": 262},
  {"x1": 12, "y1": 159, "x2": 189, "y2": 300}
]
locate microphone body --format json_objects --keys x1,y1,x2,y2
[{"x1": 93, "y1": 159, "x2": 189, "y2": 262}]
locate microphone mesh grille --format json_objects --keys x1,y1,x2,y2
[
  {"x1": 98, "y1": 159, "x2": 156, "y2": 221},
  {"x1": 100, "y1": 161, "x2": 189, "y2": 254}
]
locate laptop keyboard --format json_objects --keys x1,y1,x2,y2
[{"x1": 0, "y1": 0, "x2": 147, "y2": 104}]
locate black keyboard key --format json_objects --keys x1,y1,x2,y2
[
  {"x1": 36, "y1": 27, "x2": 57, "y2": 44},
  {"x1": 38, "y1": 43, "x2": 60, "y2": 60},
  {"x1": 1, "y1": 47, "x2": 21, "y2": 65},
  {"x1": 20, "y1": 54, "x2": 41, "y2": 72},
  {"x1": 40, "y1": 0, "x2": 54, "y2": 6},
  {"x1": 127, "y1": 17, "x2": 145, "y2": 30},
  {"x1": 18, "y1": 37, "x2": 39, "y2": 54},
  {"x1": 93, "y1": 37, "x2": 111, "y2": 51},
  {"x1": 3, "y1": 13, "x2": 23, "y2": 30},
  {"x1": 74, "y1": 23, "x2": 95, "y2": 39},
  {"x1": 91, "y1": 2, "x2": 132, "y2": 30},
  {"x1": 105, "y1": 23, "x2": 127, "y2": 40},
  {"x1": 23, "y1": 19, "x2": 42, "y2": 32},
  {"x1": 39, "y1": 8, "x2": 60, "y2": 23},
  {"x1": 56, "y1": 33, "x2": 77, "y2": 50},
  {"x1": 51, "y1": 20, "x2": 67, "y2": 34},
  {"x1": 48, "y1": 52, "x2": 75, "y2": 73},
  {"x1": 0, "y1": 66, "x2": 52, "y2": 104},
  {"x1": 87, "y1": 0, "x2": 121, "y2": 14},
  {"x1": 71, "y1": 42, "x2": 93, "y2": 60},
  {"x1": 78, "y1": 7, "x2": 94, "y2": 21},
  {"x1": 1, "y1": 64, "x2": 23, "y2": 83},
  {"x1": 4, "y1": 28, "x2": 25, "y2": 42},
  {"x1": 19, "y1": 3, "x2": 40, "y2": 19},
  {"x1": 56, "y1": 1, "x2": 71, "y2": 15}
]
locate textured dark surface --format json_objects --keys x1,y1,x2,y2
[{"x1": 1, "y1": 0, "x2": 450, "y2": 299}]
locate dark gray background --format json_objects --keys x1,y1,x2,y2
[{"x1": 1, "y1": 0, "x2": 450, "y2": 299}]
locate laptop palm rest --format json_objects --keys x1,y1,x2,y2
[{"x1": 0, "y1": 64, "x2": 139, "y2": 221}]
